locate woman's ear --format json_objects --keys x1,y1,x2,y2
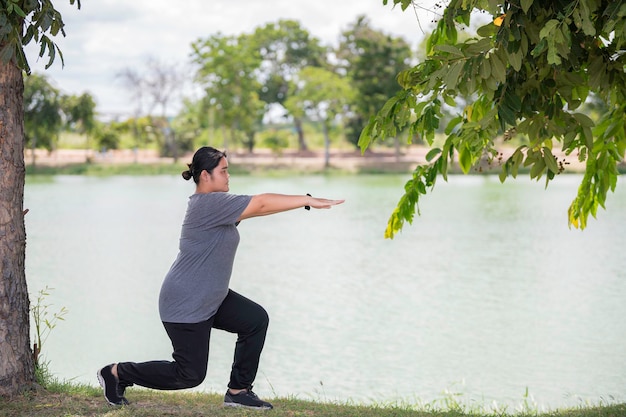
[{"x1": 199, "y1": 169, "x2": 211, "y2": 182}]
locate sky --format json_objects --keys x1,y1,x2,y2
[{"x1": 25, "y1": 0, "x2": 441, "y2": 118}]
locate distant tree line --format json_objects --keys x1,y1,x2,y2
[{"x1": 23, "y1": 16, "x2": 414, "y2": 163}]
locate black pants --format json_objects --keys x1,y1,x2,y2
[{"x1": 116, "y1": 290, "x2": 269, "y2": 390}]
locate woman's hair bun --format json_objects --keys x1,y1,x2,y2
[{"x1": 184, "y1": 147, "x2": 224, "y2": 184}]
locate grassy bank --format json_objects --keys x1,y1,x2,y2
[
  {"x1": 24, "y1": 160, "x2": 401, "y2": 177},
  {"x1": 26, "y1": 162, "x2": 194, "y2": 177},
  {"x1": 1, "y1": 380, "x2": 624, "y2": 417}
]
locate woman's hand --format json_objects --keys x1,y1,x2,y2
[{"x1": 306, "y1": 196, "x2": 345, "y2": 209}]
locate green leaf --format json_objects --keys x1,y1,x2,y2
[
  {"x1": 443, "y1": 94, "x2": 457, "y2": 107},
  {"x1": 521, "y1": 0, "x2": 534, "y2": 14},
  {"x1": 498, "y1": 104, "x2": 516, "y2": 126},
  {"x1": 16, "y1": 44, "x2": 30, "y2": 74},
  {"x1": 508, "y1": 49, "x2": 522, "y2": 71},
  {"x1": 464, "y1": 38, "x2": 492, "y2": 55},
  {"x1": 476, "y1": 23, "x2": 497, "y2": 37},
  {"x1": 539, "y1": 20, "x2": 560, "y2": 39},
  {"x1": 434, "y1": 44, "x2": 465, "y2": 57},
  {"x1": 479, "y1": 58, "x2": 491, "y2": 79},
  {"x1": 413, "y1": 101, "x2": 428, "y2": 118},
  {"x1": 499, "y1": 166, "x2": 508, "y2": 182},
  {"x1": 444, "y1": 61, "x2": 464, "y2": 90},
  {"x1": 512, "y1": 148, "x2": 525, "y2": 177},
  {"x1": 458, "y1": 145, "x2": 472, "y2": 174},
  {"x1": 358, "y1": 118, "x2": 375, "y2": 153},
  {"x1": 396, "y1": 69, "x2": 413, "y2": 88},
  {"x1": 378, "y1": 95, "x2": 400, "y2": 118},
  {"x1": 503, "y1": 89, "x2": 522, "y2": 113},
  {"x1": 582, "y1": 126, "x2": 593, "y2": 149},
  {"x1": 543, "y1": 147, "x2": 560, "y2": 173},
  {"x1": 479, "y1": 107, "x2": 498, "y2": 129},
  {"x1": 445, "y1": 21, "x2": 458, "y2": 44},
  {"x1": 587, "y1": 55, "x2": 608, "y2": 90},
  {"x1": 546, "y1": 38, "x2": 561, "y2": 65},
  {"x1": 579, "y1": 0, "x2": 596, "y2": 35},
  {"x1": 573, "y1": 113, "x2": 595, "y2": 128},
  {"x1": 604, "y1": 122, "x2": 622, "y2": 139},
  {"x1": 0, "y1": 15, "x2": 11, "y2": 37},
  {"x1": 529, "y1": 157, "x2": 546, "y2": 179},
  {"x1": 531, "y1": 38, "x2": 547, "y2": 57},
  {"x1": 44, "y1": 40, "x2": 57, "y2": 69},
  {"x1": 490, "y1": 52, "x2": 506, "y2": 83},
  {"x1": 425, "y1": 148, "x2": 442, "y2": 162},
  {"x1": 483, "y1": 76, "x2": 498, "y2": 92},
  {"x1": 22, "y1": 24, "x2": 35, "y2": 45},
  {"x1": 0, "y1": 43, "x2": 15, "y2": 63},
  {"x1": 445, "y1": 115, "x2": 463, "y2": 134},
  {"x1": 8, "y1": 2, "x2": 27, "y2": 17},
  {"x1": 38, "y1": 37, "x2": 47, "y2": 60}
]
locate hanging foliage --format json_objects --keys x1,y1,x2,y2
[{"x1": 360, "y1": 0, "x2": 626, "y2": 238}]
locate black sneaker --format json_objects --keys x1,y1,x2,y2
[
  {"x1": 118, "y1": 381, "x2": 132, "y2": 399},
  {"x1": 97, "y1": 364, "x2": 130, "y2": 406},
  {"x1": 224, "y1": 388, "x2": 273, "y2": 409}
]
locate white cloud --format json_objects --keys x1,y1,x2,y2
[{"x1": 25, "y1": 0, "x2": 440, "y2": 118}]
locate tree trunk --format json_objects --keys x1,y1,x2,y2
[
  {"x1": 0, "y1": 58, "x2": 35, "y2": 396},
  {"x1": 294, "y1": 117, "x2": 308, "y2": 152},
  {"x1": 245, "y1": 131, "x2": 255, "y2": 154},
  {"x1": 323, "y1": 120, "x2": 330, "y2": 169}
]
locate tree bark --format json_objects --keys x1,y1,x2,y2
[
  {"x1": 294, "y1": 117, "x2": 308, "y2": 152},
  {"x1": 0, "y1": 57, "x2": 34, "y2": 396},
  {"x1": 323, "y1": 120, "x2": 330, "y2": 168}
]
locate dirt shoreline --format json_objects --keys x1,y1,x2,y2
[{"x1": 24, "y1": 146, "x2": 587, "y2": 173}]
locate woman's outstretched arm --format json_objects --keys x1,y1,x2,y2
[{"x1": 238, "y1": 193, "x2": 344, "y2": 221}]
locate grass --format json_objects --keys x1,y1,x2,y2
[
  {"x1": 24, "y1": 160, "x2": 401, "y2": 178},
  {"x1": 26, "y1": 161, "x2": 190, "y2": 177},
  {"x1": 1, "y1": 379, "x2": 624, "y2": 417}
]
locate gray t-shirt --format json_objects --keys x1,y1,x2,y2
[{"x1": 158, "y1": 192, "x2": 252, "y2": 323}]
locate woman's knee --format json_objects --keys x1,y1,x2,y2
[
  {"x1": 176, "y1": 367, "x2": 207, "y2": 389},
  {"x1": 256, "y1": 306, "x2": 269, "y2": 331}
]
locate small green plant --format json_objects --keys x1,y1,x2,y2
[
  {"x1": 31, "y1": 286, "x2": 68, "y2": 386},
  {"x1": 518, "y1": 386, "x2": 538, "y2": 414},
  {"x1": 261, "y1": 129, "x2": 291, "y2": 156}
]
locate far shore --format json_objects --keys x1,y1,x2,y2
[{"x1": 24, "y1": 146, "x2": 590, "y2": 174}]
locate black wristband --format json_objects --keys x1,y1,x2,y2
[{"x1": 305, "y1": 193, "x2": 311, "y2": 210}]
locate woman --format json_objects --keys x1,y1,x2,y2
[{"x1": 97, "y1": 146, "x2": 344, "y2": 409}]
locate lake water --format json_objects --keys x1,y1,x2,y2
[{"x1": 24, "y1": 174, "x2": 626, "y2": 411}]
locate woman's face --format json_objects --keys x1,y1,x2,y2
[{"x1": 207, "y1": 157, "x2": 230, "y2": 192}]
